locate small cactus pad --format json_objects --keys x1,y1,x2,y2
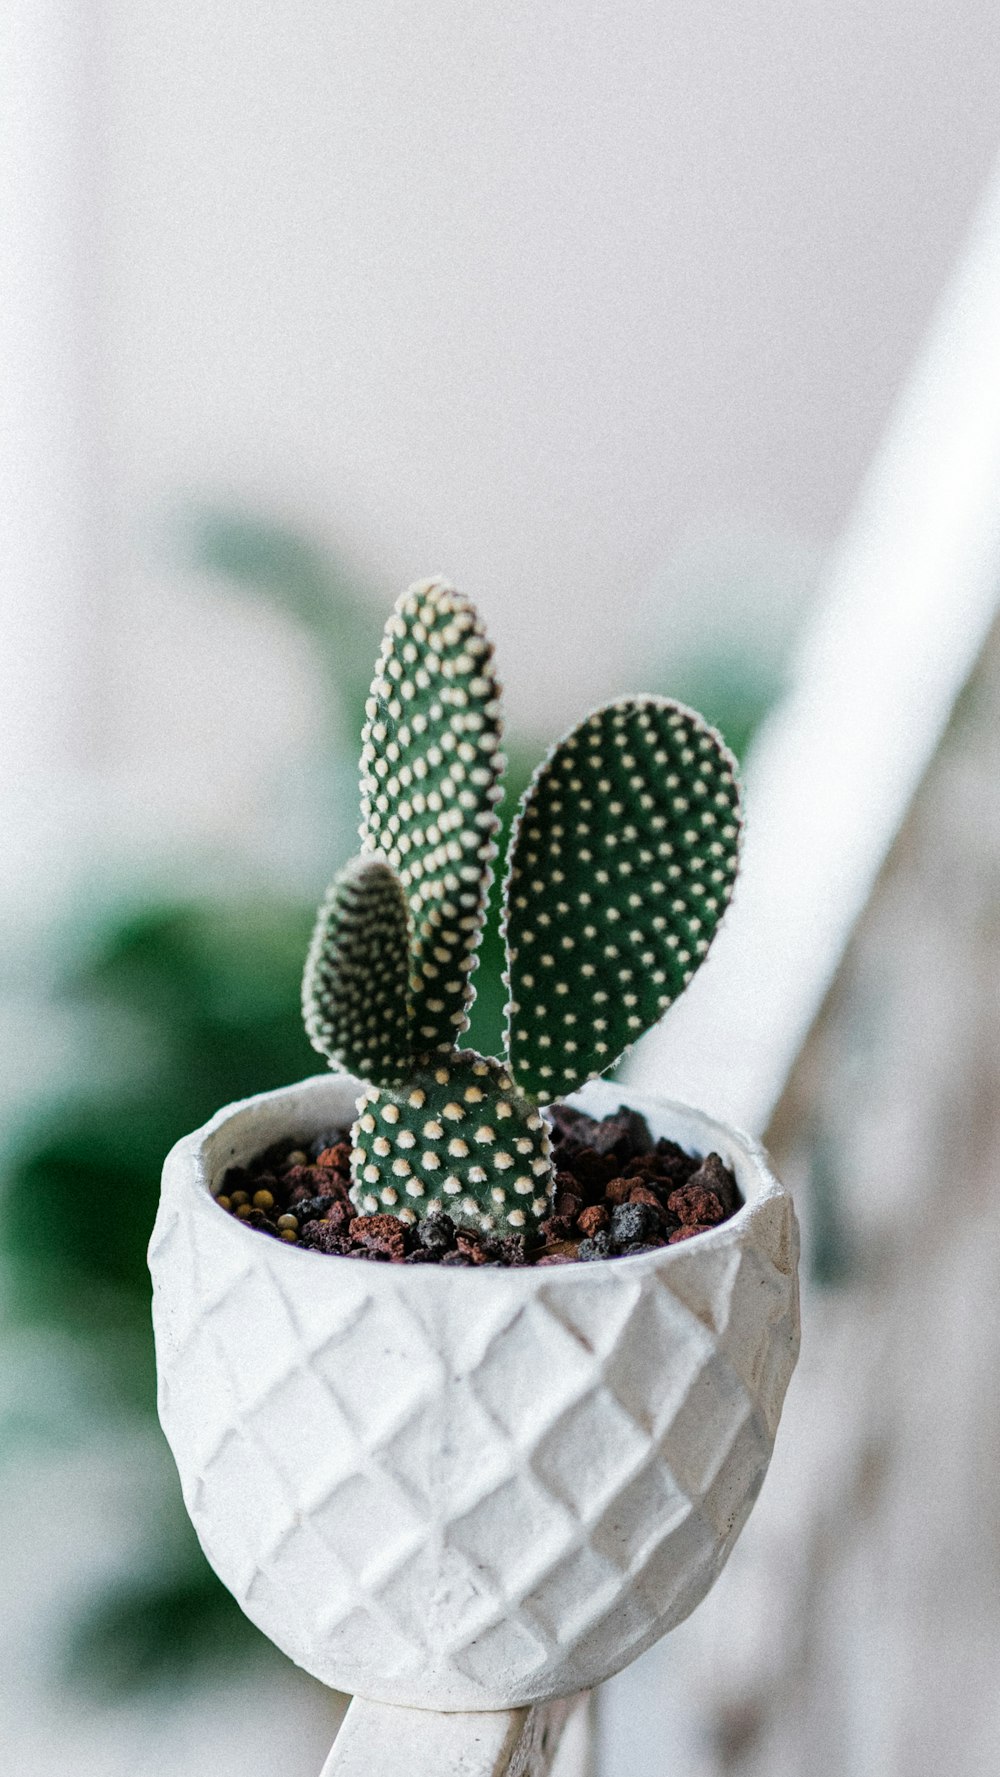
[
  {"x1": 349, "y1": 1050, "x2": 552, "y2": 1234},
  {"x1": 302, "y1": 855, "x2": 414, "y2": 1085},
  {"x1": 503, "y1": 697, "x2": 742, "y2": 1101},
  {"x1": 359, "y1": 579, "x2": 504, "y2": 1055}
]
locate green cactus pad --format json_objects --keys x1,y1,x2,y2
[
  {"x1": 302, "y1": 855, "x2": 414, "y2": 1085},
  {"x1": 349, "y1": 1050, "x2": 552, "y2": 1234},
  {"x1": 359, "y1": 578, "x2": 504, "y2": 1056},
  {"x1": 502, "y1": 697, "x2": 742, "y2": 1102}
]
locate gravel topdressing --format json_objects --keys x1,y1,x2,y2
[{"x1": 216, "y1": 1101, "x2": 742, "y2": 1266}]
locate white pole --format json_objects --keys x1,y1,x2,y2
[
  {"x1": 320, "y1": 1694, "x2": 588, "y2": 1777},
  {"x1": 623, "y1": 152, "x2": 1000, "y2": 1138}
]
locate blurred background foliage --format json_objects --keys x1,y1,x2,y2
[{"x1": 0, "y1": 513, "x2": 800, "y2": 1689}]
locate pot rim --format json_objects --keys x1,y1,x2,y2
[{"x1": 156, "y1": 1071, "x2": 786, "y2": 1287}]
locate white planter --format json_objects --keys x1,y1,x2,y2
[{"x1": 149, "y1": 1073, "x2": 799, "y2": 1712}]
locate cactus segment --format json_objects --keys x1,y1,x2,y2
[
  {"x1": 358, "y1": 579, "x2": 505, "y2": 1055},
  {"x1": 349, "y1": 1050, "x2": 552, "y2": 1234},
  {"x1": 502, "y1": 698, "x2": 742, "y2": 1102},
  {"x1": 302, "y1": 855, "x2": 414, "y2": 1086}
]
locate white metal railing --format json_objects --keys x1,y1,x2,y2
[
  {"x1": 623, "y1": 150, "x2": 1000, "y2": 1138},
  {"x1": 322, "y1": 150, "x2": 1000, "y2": 1777}
]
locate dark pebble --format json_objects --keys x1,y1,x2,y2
[
  {"x1": 539, "y1": 1214, "x2": 575, "y2": 1241},
  {"x1": 571, "y1": 1148, "x2": 620, "y2": 1202},
  {"x1": 656, "y1": 1136, "x2": 695, "y2": 1166},
  {"x1": 610, "y1": 1202, "x2": 661, "y2": 1249},
  {"x1": 419, "y1": 1212, "x2": 455, "y2": 1253},
  {"x1": 588, "y1": 1108, "x2": 653, "y2": 1159},
  {"x1": 309, "y1": 1130, "x2": 346, "y2": 1161},
  {"x1": 547, "y1": 1104, "x2": 599, "y2": 1155},
  {"x1": 498, "y1": 1235, "x2": 527, "y2": 1266},
  {"x1": 300, "y1": 1224, "x2": 353, "y2": 1255},
  {"x1": 237, "y1": 1207, "x2": 275, "y2": 1233},
  {"x1": 650, "y1": 1157, "x2": 699, "y2": 1190},
  {"x1": 553, "y1": 1176, "x2": 584, "y2": 1219},
  {"x1": 292, "y1": 1194, "x2": 336, "y2": 1224},
  {"x1": 578, "y1": 1230, "x2": 613, "y2": 1261}
]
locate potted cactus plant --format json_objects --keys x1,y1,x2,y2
[{"x1": 149, "y1": 578, "x2": 799, "y2": 1712}]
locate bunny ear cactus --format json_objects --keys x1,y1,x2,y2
[
  {"x1": 303, "y1": 578, "x2": 743, "y2": 1238},
  {"x1": 503, "y1": 698, "x2": 741, "y2": 1103}
]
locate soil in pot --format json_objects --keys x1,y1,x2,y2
[{"x1": 215, "y1": 1101, "x2": 743, "y2": 1266}]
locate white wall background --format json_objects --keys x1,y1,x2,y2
[
  {"x1": 100, "y1": 1, "x2": 1000, "y2": 694},
  {"x1": 5, "y1": 1, "x2": 1000, "y2": 862}
]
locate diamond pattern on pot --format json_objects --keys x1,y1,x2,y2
[
  {"x1": 151, "y1": 1142, "x2": 799, "y2": 1710},
  {"x1": 307, "y1": 1291, "x2": 443, "y2": 1448},
  {"x1": 520, "y1": 1539, "x2": 633, "y2": 1647},
  {"x1": 589, "y1": 1456, "x2": 691, "y2": 1572},
  {"x1": 530, "y1": 1384, "x2": 653, "y2": 1516},
  {"x1": 249, "y1": 1364, "x2": 361, "y2": 1511},
  {"x1": 469, "y1": 1292, "x2": 610, "y2": 1444},
  {"x1": 374, "y1": 1380, "x2": 524, "y2": 1521},
  {"x1": 449, "y1": 1472, "x2": 579, "y2": 1599}
]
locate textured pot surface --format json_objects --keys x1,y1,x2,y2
[{"x1": 149, "y1": 1074, "x2": 799, "y2": 1710}]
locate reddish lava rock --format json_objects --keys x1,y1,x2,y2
[
  {"x1": 315, "y1": 1143, "x2": 352, "y2": 1172},
  {"x1": 667, "y1": 1184, "x2": 725, "y2": 1226},
  {"x1": 349, "y1": 1214, "x2": 407, "y2": 1261},
  {"x1": 577, "y1": 1204, "x2": 610, "y2": 1238}
]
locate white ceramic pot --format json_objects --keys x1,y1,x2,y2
[{"x1": 149, "y1": 1073, "x2": 799, "y2": 1712}]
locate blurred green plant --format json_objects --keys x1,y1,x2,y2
[
  {"x1": 663, "y1": 646, "x2": 786, "y2": 767},
  {"x1": 188, "y1": 507, "x2": 377, "y2": 748},
  {"x1": 1, "y1": 895, "x2": 322, "y2": 1685},
  {"x1": 0, "y1": 508, "x2": 794, "y2": 1689}
]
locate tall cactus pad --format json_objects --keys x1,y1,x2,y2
[
  {"x1": 359, "y1": 579, "x2": 504, "y2": 1055},
  {"x1": 350, "y1": 1050, "x2": 551, "y2": 1233},
  {"x1": 302, "y1": 855, "x2": 414, "y2": 1086},
  {"x1": 503, "y1": 698, "x2": 742, "y2": 1102}
]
